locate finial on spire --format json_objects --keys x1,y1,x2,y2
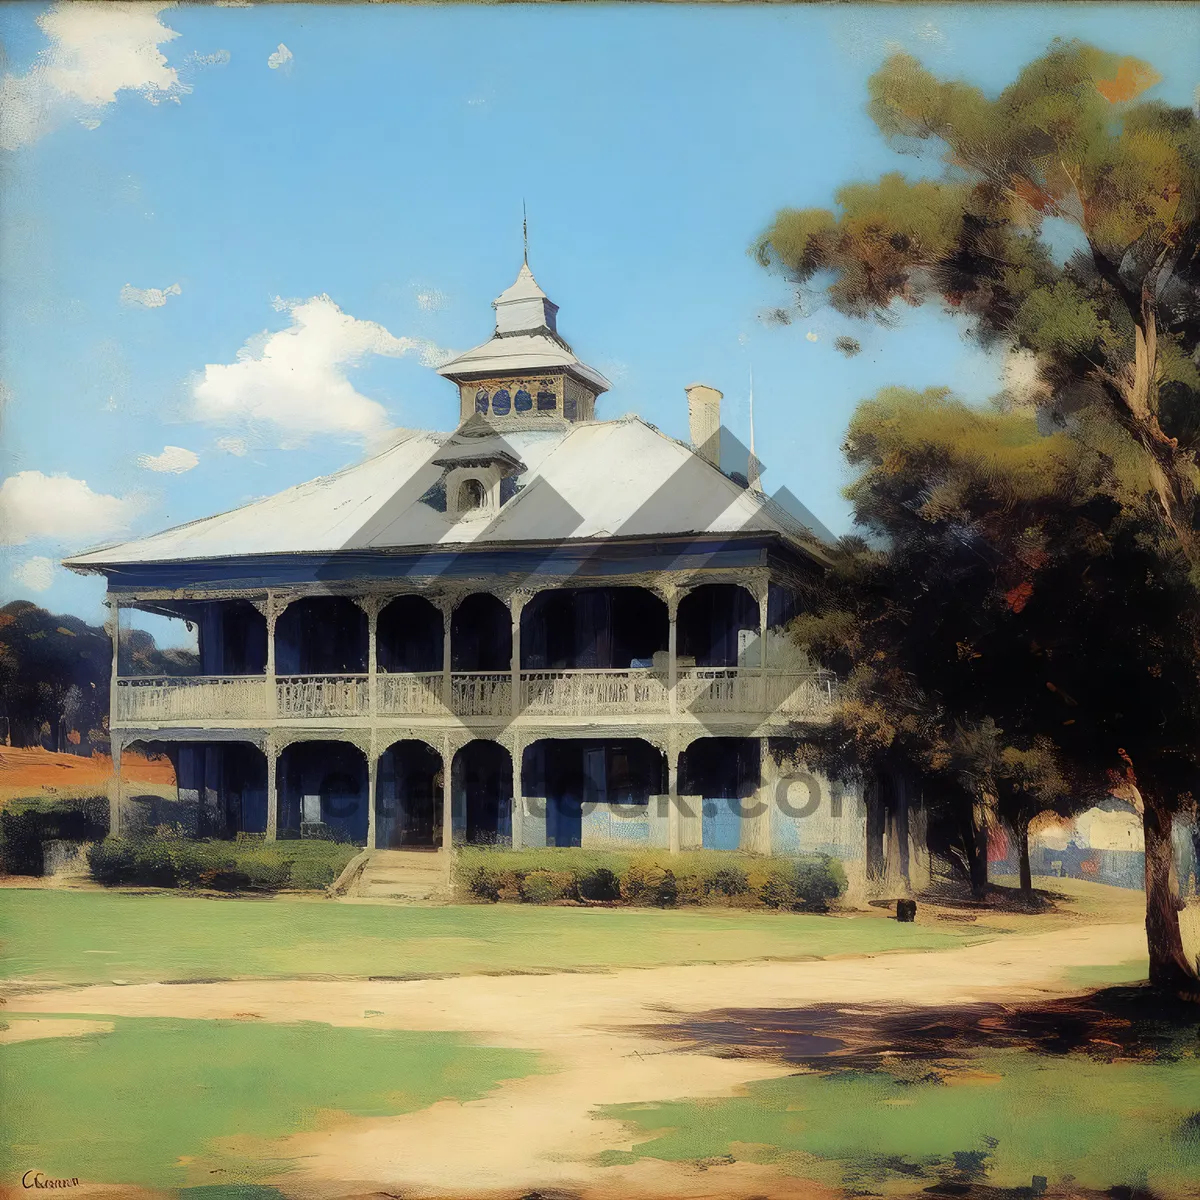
[{"x1": 522, "y1": 199, "x2": 528, "y2": 264}]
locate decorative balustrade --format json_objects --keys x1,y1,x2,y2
[
  {"x1": 452, "y1": 672, "x2": 512, "y2": 717},
  {"x1": 114, "y1": 668, "x2": 838, "y2": 723},
  {"x1": 276, "y1": 675, "x2": 368, "y2": 718},
  {"x1": 522, "y1": 668, "x2": 669, "y2": 715},
  {"x1": 378, "y1": 672, "x2": 445, "y2": 715},
  {"x1": 115, "y1": 676, "x2": 269, "y2": 722}
]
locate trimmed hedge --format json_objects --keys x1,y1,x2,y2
[
  {"x1": 87, "y1": 832, "x2": 359, "y2": 892},
  {"x1": 456, "y1": 848, "x2": 846, "y2": 911},
  {"x1": 0, "y1": 795, "x2": 109, "y2": 875}
]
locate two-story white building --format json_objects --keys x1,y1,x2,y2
[{"x1": 67, "y1": 261, "x2": 925, "y2": 894}]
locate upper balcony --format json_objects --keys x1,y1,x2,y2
[
  {"x1": 112, "y1": 583, "x2": 838, "y2": 727},
  {"x1": 114, "y1": 666, "x2": 838, "y2": 724}
]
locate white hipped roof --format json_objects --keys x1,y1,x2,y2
[{"x1": 65, "y1": 417, "x2": 826, "y2": 570}]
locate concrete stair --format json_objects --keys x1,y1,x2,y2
[{"x1": 332, "y1": 848, "x2": 451, "y2": 902}]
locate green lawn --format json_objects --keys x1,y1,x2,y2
[
  {"x1": 0, "y1": 1014, "x2": 536, "y2": 1191},
  {"x1": 600, "y1": 1046, "x2": 1200, "y2": 1195},
  {"x1": 0, "y1": 888, "x2": 982, "y2": 985}
]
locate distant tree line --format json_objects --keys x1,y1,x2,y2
[{"x1": 0, "y1": 600, "x2": 197, "y2": 753}]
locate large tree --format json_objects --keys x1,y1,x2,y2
[
  {"x1": 760, "y1": 42, "x2": 1200, "y2": 993},
  {"x1": 757, "y1": 41, "x2": 1199, "y2": 569}
]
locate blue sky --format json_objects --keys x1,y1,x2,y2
[{"x1": 1, "y1": 2, "x2": 1197, "y2": 634}]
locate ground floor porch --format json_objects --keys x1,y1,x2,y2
[{"x1": 110, "y1": 732, "x2": 931, "y2": 898}]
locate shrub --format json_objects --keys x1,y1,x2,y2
[
  {"x1": 519, "y1": 870, "x2": 576, "y2": 903},
  {"x1": 706, "y1": 865, "x2": 750, "y2": 898},
  {"x1": 577, "y1": 866, "x2": 621, "y2": 902},
  {"x1": 85, "y1": 834, "x2": 356, "y2": 891},
  {"x1": 464, "y1": 864, "x2": 501, "y2": 902},
  {"x1": 0, "y1": 796, "x2": 109, "y2": 875},
  {"x1": 793, "y1": 855, "x2": 847, "y2": 912}
]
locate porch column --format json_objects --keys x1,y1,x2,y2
[
  {"x1": 441, "y1": 735, "x2": 453, "y2": 852},
  {"x1": 265, "y1": 738, "x2": 278, "y2": 841},
  {"x1": 441, "y1": 602, "x2": 453, "y2": 710},
  {"x1": 667, "y1": 593, "x2": 679, "y2": 717},
  {"x1": 511, "y1": 736, "x2": 524, "y2": 851},
  {"x1": 757, "y1": 583, "x2": 770, "y2": 714},
  {"x1": 367, "y1": 736, "x2": 379, "y2": 851},
  {"x1": 747, "y1": 736, "x2": 774, "y2": 855},
  {"x1": 109, "y1": 737, "x2": 123, "y2": 838},
  {"x1": 668, "y1": 735, "x2": 680, "y2": 855},
  {"x1": 264, "y1": 594, "x2": 279, "y2": 721},
  {"x1": 366, "y1": 601, "x2": 379, "y2": 720},
  {"x1": 509, "y1": 591, "x2": 529, "y2": 720}
]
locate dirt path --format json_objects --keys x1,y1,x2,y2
[{"x1": 7, "y1": 919, "x2": 1146, "y2": 1199}]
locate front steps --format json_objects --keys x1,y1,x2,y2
[{"x1": 330, "y1": 848, "x2": 452, "y2": 903}]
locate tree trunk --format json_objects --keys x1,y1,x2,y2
[
  {"x1": 1142, "y1": 790, "x2": 1198, "y2": 994},
  {"x1": 1017, "y1": 814, "x2": 1033, "y2": 894},
  {"x1": 960, "y1": 801, "x2": 989, "y2": 900}
]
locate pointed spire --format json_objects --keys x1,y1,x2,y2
[
  {"x1": 493, "y1": 259, "x2": 559, "y2": 336},
  {"x1": 522, "y1": 199, "x2": 529, "y2": 265}
]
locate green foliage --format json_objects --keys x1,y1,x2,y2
[
  {"x1": 0, "y1": 795, "x2": 109, "y2": 875},
  {"x1": 456, "y1": 848, "x2": 846, "y2": 911},
  {"x1": 86, "y1": 833, "x2": 356, "y2": 892}
]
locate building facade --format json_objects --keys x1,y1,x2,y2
[{"x1": 67, "y1": 262, "x2": 925, "y2": 895}]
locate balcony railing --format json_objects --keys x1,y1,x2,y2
[{"x1": 114, "y1": 668, "x2": 838, "y2": 723}]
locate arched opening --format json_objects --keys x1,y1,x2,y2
[
  {"x1": 123, "y1": 739, "x2": 266, "y2": 839},
  {"x1": 523, "y1": 738, "x2": 666, "y2": 848},
  {"x1": 680, "y1": 737, "x2": 760, "y2": 850},
  {"x1": 514, "y1": 387, "x2": 533, "y2": 412},
  {"x1": 521, "y1": 587, "x2": 667, "y2": 669},
  {"x1": 475, "y1": 388, "x2": 489, "y2": 414},
  {"x1": 457, "y1": 477, "x2": 486, "y2": 513},
  {"x1": 451, "y1": 593, "x2": 511, "y2": 671},
  {"x1": 452, "y1": 740, "x2": 512, "y2": 845},
  {"x1": 491, "y1": 388, "x2": 511, "y2": 415},
  {"x1": 276, "y1": 597, "x2": 367, "y2": 675},
  {"x1": 193, "y1": 599, "x2": 268, "y2": 675},
  {"x1": 377, "y1": 595, "x2": 443, "y2": 673},
  {"x1": 278, "y1": 741, "x2": 368, "y2": 844},
  {"x1": 678, "y1": 585, "x2": 759, "y2": 668},
  {"x1": 378, "y1": 740, "x2": 442, "y2": 849}
]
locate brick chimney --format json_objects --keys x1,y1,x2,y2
[{"x1": 686, "y1": 383, "x2": 721, "y2": 468}]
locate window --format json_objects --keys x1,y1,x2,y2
[
  {"x1": 458, "y1": 478, "x2": 486, "y2": 513},
  {"x1": 474, "y1": 389, "x2": 489, "y2": 414},
  {"x1": 492, "y1": 388, "x2": 511, "y2": 415},
  {"x1": 514, "y1": 388, "x2": 533, "y2": 412},
  {"x1": 563, "y1": 393, "x2": 577, "y2": 420},
  {"x1": 537, "y1": 389, "x2": 557, "y2": 411}
]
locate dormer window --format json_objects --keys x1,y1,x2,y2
[{"x1": 457, "y1": 478, "x2": 486, "y2": 512}]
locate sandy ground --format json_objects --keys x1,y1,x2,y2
[
  {"x1": 7, "y1": 918, "x2": 1149, "y2": 1200},
  {"x1": 0, "y1": 746, "x2": 173, "y2": 799},
  {"x1": 0, "y1": 1017, "x2": 115, "y2": 1044}
]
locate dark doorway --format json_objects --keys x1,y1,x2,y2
[
  {"x1": 276, "y1": 598, "x2": 367, "y2": 674},
  {"x1": 452, "y1": 740, "x2": 512, "y2": 844},
  {"x1": 521, "y1": 588, "x2": 667, "y2": 669},
  {"x1": 678, "y1": 585, "x2": 759, "y2": 667},
  {"x1": 451, "y1": 594, "x2": 511, "y2": 671},
  {"x1": 194, "y1": 600, "x2": 268, "y2": 675},
  {"x1": 378, "y1": 596, "x2": 443, "y2": 673},
  {"x1": 523, "y1": 739, "x2": 666, "y2": 847},
  {"x1": 681, "y1": 737, "x2": 760, "y2": 850},
  {"x1": 378, "y1": 740, "x2": 442, "y2": 848},
  {"x1": 278, "y1": 741, "x2": 368, "y2": 844}
]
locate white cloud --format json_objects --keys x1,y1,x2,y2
[
  {"x1": 267, "y1": 44, "x2": 293, "y2": 70},
  {"x1": 192, "y1": 294, "x2": 451, "y2": 445},
  {"x1": 0, "y1": 471, "x2": 139, "y2": 547},
  {"x1": 11, "y1": 556, "x2": 57, "y2": 593},
  {"x1": 0, "y1": 3, "x2": 187, "y2": 151},
  {"x1": 805, "y1": 331, "x2": 820, "y2": 343},
  {"x1": 1002, "y1": 348, "x2": 1051, "y2": 406},
  {"x1": 120, "y1": 281, "x2": 181, "y2": 308},
  {"x1": 216, "y1": 435, "x2": 248, "y2": 456},
  {"x1": 138, "y1": 445, "x2": 198, "y2": 473},
  {"x1": 415, "y1": 288, "x2": 449, "y2": 313}
]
